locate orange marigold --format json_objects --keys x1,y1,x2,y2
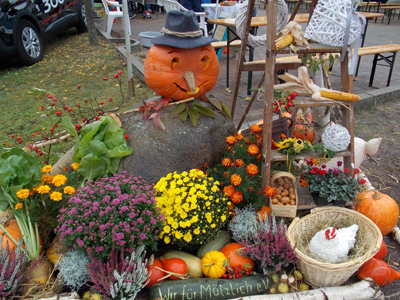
[
  {"x1": 230, "y1": 174, "x2": 242, "y2": 186},
  {"x1": 311, "y1": 158, "x2": 318, "y2": 166},
  {"x1": 222, "y1": 158, "x2": 232, "y2": 167},
  {"x1": 235, "y1": 133, "x2": 244, "y2": 141},
  {"x1": 235, "y1": 159, "x2": 244, "y2": 168},
  {"x1": 247, "y1": 144, "x2": 259, "y2": 156},
  {"x1": 271, "y1": 139, "x2": 278, "y2": 150},
  {"x1": 257, "y1": 190, "x2": 262, "y2": 195},
  {"x1": 223, "y1": 185, "x2": 235, "y2": 197},
  {"x1": 300, "y1": 178, "x2": 308, "y2": 187},
  {"x1": 257, "y1": 206, "x2": 272, "y2": 221},
  {"x1": 230, "y1": 191, "x2": 243, "y2": 204},
  {"x1": 224, "y1": 172, "x2": 230, "y2": 178},
  {"x1": 248, "y1": 186, "x2": 254, "y2": 192},
  {"x1": 226, "y1": 136, "x2": 236, "y2": 146},
  {"x1": 280, "y1": 133, "x2": 287, "y2": 140},
  {"x1": 250, "y1": 124, "x2": 262, "y2": 134},
  {"x1": 257, "y1": 153, "x2": 263, "y2": 162},
  {"x1": 263, "y1": 186, "x2": 276, "y2": 197},
  {"x1": 246, "y1": 164, "x2": 258, "y2": 176}
]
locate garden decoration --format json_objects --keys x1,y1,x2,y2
[
  {"x1": 321, "y1": 124, "x2": 351, "y2": 152},
  {"x1": 275, "y1": 66, "x2": 360, "y2": 102},
  {"x1": 144, "y1": 10, "x2": 218, "y2": 101},
  {"x1": 304, "y1": 0, "x2": 365, "y2": 74},
  {"x1": 275, "y1": 21, "x2": 310, "y2": 51}
]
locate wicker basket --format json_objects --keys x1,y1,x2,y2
[
  {"x1": 287, "y1": 207, "x2": 382, "y2": 288},
  {"x1": 269, "y1": 171, "x2": 297, "y2": 218}
]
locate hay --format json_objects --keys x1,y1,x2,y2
[{"x1": 295, "y1": 212, "x2": 371, "y2": 264}]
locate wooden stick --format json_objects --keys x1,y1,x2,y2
[{"x1": 236, "y1": 278, "x2": 383, "y2": 300}]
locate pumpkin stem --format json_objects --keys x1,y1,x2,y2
[
  {"x1": 184, "y1": 71, "x2": 197, "y2": 93},
  {"x1": 373, "y1": 190, "x2": 382, "y2": 200}
]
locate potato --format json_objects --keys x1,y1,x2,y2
[
  {"x1": 276, "y1": 202, "x2": 284, "y2": 206},
  {"x1": 283, "y1": 183, "x2": 290, "y2": 190},
  {"x1": 281, "y1": 197, "x2": 290, "y2": 204},
  {"x1": 289, "y1": 193, "x2": 296, "y2": 200},
  {"x1": 277, "y1": 178, "x2": 284, "y2": 186},
  {"x1": 271, "y1": 198, "x2": 279, "y2": 204},
  {"x1": 289, "y1": 187, "x2": 294, "y2": 193},
  {"x1": 281, "y1": 190, "x2": 289, "y2": 197},
  {"x1": 277, "y1": 185, "x2": 284, "y2": 191},
  {"x1": 285, "y1": 203, "x2": 291, "y2": 206},
  {"x1": 289, "y1": 200, "x2": 296, "y2": 205},
  {"x1": 276, "y1": 194, "x2": 282, "y2": 200}
]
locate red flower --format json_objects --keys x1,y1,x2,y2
[
  {"x1": 354, "y1": 168, "x2": 360, "y2": 174},
  {"x1": 318, "y1": 169, "x2": 326, "y2": 175},
  {"x1": 312, "y1": 166, "x2": 319, "y2": 172},
  {"x1": 360, "y1": 178, "x2": 366, "y2": 185},
  {"x1": 299, "y1": 178, "x2": 308, "y2": 187},
  {"x1": 223, "y1": 185, "x2": 235, "y2": 197},
  {"x1": 344, "y1": 168, "x2": 350, "y2": 173}
]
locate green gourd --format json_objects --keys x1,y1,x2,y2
[{"x1": 196, "y1": 230, "x2": 231, "y2": 259}]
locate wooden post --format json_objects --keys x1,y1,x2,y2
[{"x1": 261, "y1": 0, "x2": 278, "y2": 189}]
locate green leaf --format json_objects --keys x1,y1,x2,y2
[
  {"x1": 85, "y1": 140, "x2": 109, "y2": 162},
  {"x1": 78, "y1": 154, "x2": 107, "y2": 182},
  {"x1": 61, "y1": 116, "x2": 79, "y2": 140},
  {"x1": 188, "y1": 107, "x2": 199, "y2": 127},
  {"x1": 209, "y1": 98, "x2": 222, "y2": 111},
  {"x1": 103, "y1": 129, "x2": 126, "y2": 151},
  {"x1": 0, "y1": 158, "x2": 15, "y2": 189},
  {"x1": 0, "y1": 194, "x2": 10, "y2": 211},
  {"x1": 172, "y1": 103, "x2": 188, "y2": 115},
  {"x1": 221, "y1": 102, "x2": 232, "y2": 120},
  {"x1": 193, "y1": 102, "x2": 217, "y2": 118},
  {"x1": 108, "y1": 144, "x2": 132, "y2": 158},
  {"x1": 179, "y1": 109, "x2": 189, "y2": 122}
]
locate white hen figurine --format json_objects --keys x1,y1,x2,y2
[{"x1": 309, "y1": 225, "x2": 359, "y2": 263}]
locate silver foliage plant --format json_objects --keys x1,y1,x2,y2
[
  {"x1": 229, "y1": 206, "x2": 280, "y2": 243},
  {"x1": 56, "y1": 250, "x2": 91, "y2": 291},
  {"x1": 109, "y1": 245, "x2": 149, "y2": 300}
]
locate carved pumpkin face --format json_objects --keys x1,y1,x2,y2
[{"x1": 144, "y1": 44, "x2": 219, "y2": 101}]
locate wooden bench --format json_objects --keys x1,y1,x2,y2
[
  {"x1": 326, "y1": 44, "x2": 400, "y2": 87},
  {"x1": 211, "y1": 39, "x2": 242, "y2": 49},
  {"x1": 381, "y1": 5, "x2": 400, "y2": 24}
]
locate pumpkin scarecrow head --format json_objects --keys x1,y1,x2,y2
[{"x1": 144, "y1": 10, "x2": 219, "y2": 101}]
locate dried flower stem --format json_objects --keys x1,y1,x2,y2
[{"x1": 154, "y1": 266, "x2": 190, "y2": 281}]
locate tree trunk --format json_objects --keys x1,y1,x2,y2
[
  {"x1": 238, "y1": 278, "x2": 383, "y2": 300},
  {"x1": 84, "y1": 0, "x2": 99, "y2": 46}
]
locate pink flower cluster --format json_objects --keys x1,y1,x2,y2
[{"x1": 55, "y1": 172, "x2": 164, "y2": 260}]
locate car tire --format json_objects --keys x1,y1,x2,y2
[
  {"x1": 16, "y1": 20, "x2": 43, "y2": 65},
  {"x1": 76, "y1": 2, "x2": 88, "y2": 33}
]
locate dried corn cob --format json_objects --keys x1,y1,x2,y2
[
  {"x1": 320, "y1": 89, "x2": 360, "y2": 102},
  {"x1": 275, "y1": 33, "x2": 294, "y2": 50}
]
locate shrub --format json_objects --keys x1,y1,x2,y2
[
  {"x1": 55, "y1": 172, "x2": 164, "y2": 260},
  {"x1": 154, "y1": 169, "x2": 230, "y2": 247},
  {"x1": 56, "y1": 250, "x2": 91, "y2": 291}
]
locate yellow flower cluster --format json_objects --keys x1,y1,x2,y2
[{"x1": 155, "y1": 169, "x2": 230, "y2": 247}]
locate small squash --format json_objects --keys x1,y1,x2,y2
[
  {"x1": 161, "y1": 257, "x2": 188, "y2": 280},
  {"x1": 355, "y1": 190, "x2": 399, "y2": 236},
  {"x1": 221, "y1": 243, "x2": 254, "y2": 272},
  {"x1": 145, "y1": 257, "x2": 166, "y2": 288},
  {"x1": 201, "y1": 251, "x2": 227, "y2": 279},
  {"x1": 163, "y1": 250, "x2": 203, "y2": 278},
  {"x1": 196, "y1": 230, "x2": 231, "y2": 258},
  {"x1": 358, "y1": 258, "x2": 400, "y2": 287},
  {"x1": 373, "y1": 240, "x2": 388, "y2": 259}
]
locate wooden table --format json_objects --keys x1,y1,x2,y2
[{"x1": 207, "y1": 14, "x2": 310, "y2": 94}]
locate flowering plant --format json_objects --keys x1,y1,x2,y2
[
  {"x1": 208, "y1": 125, "x2": 265, "y2": 209},
  {"x1": 154, "y1": 169, "x2": 229, "y2": 247},
  {"x1": 56, "y1": 172, "x2": 164, "y2": 260},
  {"x1": 229, "y1": 207, "x2": 299, "y2": 275},
  {"x1": 303, "y1": 160, "x2": 366, "y2": 202}
]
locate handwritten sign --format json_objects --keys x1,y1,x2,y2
[{"x1": 148, "y1": 275, "x2": 270, "y2": 300}]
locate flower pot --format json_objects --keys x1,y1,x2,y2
[
  {"x1": 333, "y1": 199, "x2": 347, "y2": 206},
  {"x1": 311, "y1": 193, "x2": 330, "y2": 206}
]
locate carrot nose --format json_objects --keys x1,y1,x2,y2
[{"x1": 184, "y1": 71, "x2": 197, "y2": 94}]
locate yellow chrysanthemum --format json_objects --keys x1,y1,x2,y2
[
  {"x1": 221, "y1": 215, "x2": 227, "y2": 222},
  {"x1": 63, "y1": 186, "x2": 75, "y2": 195},
  {"x1": 163, "y1": 225, "x2": 171, "y2": 233},
  {"x1": 37, "y1": 185, "x2": 51, "y2": 194},
  {"x1": 50, "y1": 191, "x2": 63, "y2": 201},
  {"x1": 194, "y1": 227, "x2": 200, "y2": 235},
  {"x1": 164, "y1": 236, "x2": 171, "y2": 244},
  {"x1": 41, "y1": 165, "x2": 52, "y2": 173},
  {"x1": 52, "y1": 174, "x2": 67, "y2": 187},
  {"x1": 175, "y1": 231, "x2": 183, "y2": 239},
  {"x1": 71, "y1": 163, "x2": 79, "y2": 170},
  {"x1": 15, "y1": 203, "x2": 23, "y2": 210},
  {"x1": 16, "y1": 189, "x2": 29, "y2": 199},
  {"x1": 46, "y1": 175, "x2": 54, "y2": 184},
  {"x1": 183, "y1": 232, "x2": 192, "y2": 243}
]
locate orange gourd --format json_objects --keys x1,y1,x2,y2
[
  {"x1": 145, "y1": 258, "x2": 166, "y2": 288},
  {"x1": 358, "y1": 258, "x2": 400, "y2": 287},
  {"x1": 144, "y1": 44, "x2": 219, "y2": 101},
  {"x1": 373, "y1": 240, "x2": 388, "y2": 259},
  {"x1": 355, "y1": 190, "x2": 399, "y2": 236},
  {"x1": 161, "y1": 257, "x2": 188, "y2": 280},
  {"x1": 0, "y1": 219, "x2": 43, "y2": 254},
  {"x1": 293, "y1": 125, "x2": 315, "y2": 143},
  {"x1": 220, "y1": 243, "x2": 254, "y2": 272}
]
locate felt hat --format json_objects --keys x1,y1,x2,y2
[{"x1": 151, "y1": 10, "x2": 217, "y2": 49}]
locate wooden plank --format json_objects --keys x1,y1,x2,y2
[
  {"x1": 261, "y1": 0, "x2": 278, "y2": 189},
  {"x1": 243, "y1": 61, "x2": 302, "y2": 71},
  {"x1": 211, "y1": 39, "x2": 242, "y2": 49},
  {"x1": 207, "y1": 13, "x2": 311, "y2": 27},
  {"x1": 358, "y1": 12, "x2": 384, "y2": 19},
  {"x1": 270, "y1": 149, "x2": 352, "y2": 161},
  {"x1": 278, "y1": 43, "x2": 344, "y2": 54},
  {"x1": 358, "y1": 44, "x2": 400, "y2": 56}
]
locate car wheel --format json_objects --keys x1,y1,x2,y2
[
  {"x1": 76, "y1": 2, "x2": 88, "y2": 33},
  {"x1": 16, "y1": 20, "x2": 43, "y2": 65}
]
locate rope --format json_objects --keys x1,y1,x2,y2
[
  {"x1": 235, "y1": 0, "x2": 288, "y2": 48},
  {"x1": 161, "y1": 27, "x2": 203, "y2": 38}
]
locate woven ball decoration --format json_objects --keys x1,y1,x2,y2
[
  {"x1": 304, "y1": 0, "x2": 362, "y2": 47},
  {"x1": 322, "y1": 125, "x2": 351, "y2": 152}
]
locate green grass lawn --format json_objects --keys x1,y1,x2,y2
[{"x1": 0, "y1": 29, "x2": 154, "y2": 164}]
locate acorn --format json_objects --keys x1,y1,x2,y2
[
  {"x1": 299, "y1": 282, "x2": 310, "y2": 291},
  {"x1": 294, "y1": 270, "x2": 303, "y2": 281},
  {"x1": 271, "y1": 273, "x2": 279, "y2": 283}
]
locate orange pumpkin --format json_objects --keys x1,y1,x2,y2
[
  {"x1": 220, "y1": 243, "x2": 254, "y2": 272},
  {"x1": 293, "y1": 124, "x2": 315, "y2": 143},
  {"x1": 0, "y1": 219, "x2": 43, "y2": 254},
  {"x1": 144, "y1": 44, "x2": 219, "y2": 101},
  {"x1": 355, "y1": 190, "x2": 399, "y2": 236}
]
